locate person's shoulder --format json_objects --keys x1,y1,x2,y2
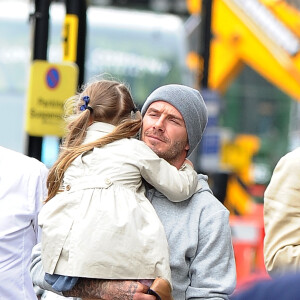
[
  {"x1": 0, "y1": 146, "x2": 31, "y2": 163},
  {"x1": 127, "y1": 137, "x2": 146, "y2": 147},
  {"x1": 0, "y1": 146, "x2": 47, "y2": 172},
  {"x1": 280, "y1": 147, "x2": 300, "y2": 162},
  {"x1": 274, "y1": 147, "x2": 300, "y2": 171},
  {"x1": 127, "y1": 138, "x2": 157, "y2": 154},
  {"x1": 190, "y1": 174, "x2": 228, "y2": 212}
]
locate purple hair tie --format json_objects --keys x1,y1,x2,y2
[{"x1": 80, "y1": 96, "x2": 93, "y2": 113}]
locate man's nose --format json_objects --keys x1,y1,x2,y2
[{"x1": 153, "y1": 117, "x2": 165, "y2": 131}]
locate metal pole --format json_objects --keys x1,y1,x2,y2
[
  {"x1": 195, "y1": 0, "x2": 213, "y2": 172},
  {"x1": 65, "y1": 0, "x2": 87, "y2": 87},
  {"x1": 200, "y1": 0, "x2": 212, "y2": 89},
  {"x1": 26, "y1": 0, "x2": 51, "y2": 159},
  {"x1": 199, "y1": 0, "x2": 228, "y2": 202}
]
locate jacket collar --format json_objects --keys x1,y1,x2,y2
[
  {"x1": 84, "y1": 122, "x2": 116, "y2": 144},
  {"x1": 88, "y1": 122, "x2": 115, "y2": 132}
]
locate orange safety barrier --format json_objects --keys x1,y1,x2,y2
[{"x1": 230, "y1": 203, "x2": 270, "y2": 291}]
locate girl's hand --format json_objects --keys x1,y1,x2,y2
[{"x1": 184, "y1": 158, "x2": 194, "y2": 168}]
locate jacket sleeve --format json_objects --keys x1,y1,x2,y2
[
  {"x1": 186, "y1": 208, "x2": 236, "y2": 299},
  {"x1": 30, "y1": 243, "x2": 64, "y2": 296},
  {"x1": 136, "y1": 142, "x2": 199, "y2": 202},
  {"x1": 264, "y1": 149, "x2": 300, "y2": 276}
]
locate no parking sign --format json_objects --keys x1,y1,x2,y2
[
  {"x1": 46, "y1": 67, "x2": 60, "y2": 89},
  {"x1": 25, "y1": 60, "x2": 78, "y2": 137}
]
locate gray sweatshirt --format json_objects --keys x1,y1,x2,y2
[
  {"x1": 30, "y1": 174, "x2": 236, "y2": 299},
  {"x1": 148, "y1": 174, "x2": 236, "y2": 299}
]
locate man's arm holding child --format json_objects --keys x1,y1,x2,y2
[
  {"x1": 63, "y1": 278, "x2": 153, "y2": 300},
  {"x1": 30, "y1": 243, "x2": 155, "y2": 300}
]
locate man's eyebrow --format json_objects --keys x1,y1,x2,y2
[
  {"x1": 147, "y1": 107, "x2": 159, "y2": 113},
  {"x1": 147, "y1": 107, "x2": 184, "y2": 122},
  {"x1": 168, "y1": 113, "x2": 184, "y2": 122}
]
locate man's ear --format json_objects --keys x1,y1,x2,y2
[{"x1": 184, "y1": 142, "x2": 190, "y2": 152}]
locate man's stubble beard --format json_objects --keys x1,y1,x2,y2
[
  {"x1": 141, "y1": 128, "x2": 188, "y2": 164},
  {"x1": 152, "y1": 140, "x2": 187, "y2": 164}
]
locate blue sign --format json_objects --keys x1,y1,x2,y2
[
  {"x1": 201, "y1": 132, "x2": 220, "y2": 155},
  {"x1": 46, "y1": 67, "x2": 60, "y2": 89}
]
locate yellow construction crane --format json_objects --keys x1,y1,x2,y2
[
  {"x1": 209, "y1": 0, "x2": 300, "y2": 100},
  {"x1": 187, "y1": 0, "x2": 300, "y2": 215}
]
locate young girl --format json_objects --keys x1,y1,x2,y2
[{"x1": 38, "y1": 79, "x2": 199, "y2": 299}]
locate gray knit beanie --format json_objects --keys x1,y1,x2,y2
[{"x1": 141, "y1": 84, "x2": 208, "y2": 157}]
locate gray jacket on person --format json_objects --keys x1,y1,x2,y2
[{"x1": 30, "y1": 174, "x2": 236, "y2": 300}]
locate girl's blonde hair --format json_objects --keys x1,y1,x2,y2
[{"x1": 45, "y1": 79, "x2": 142, "y2": 202}]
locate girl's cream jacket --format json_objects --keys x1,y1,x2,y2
[{"x1": 39, "y1": 122, "x2": 199, "y2": 284}]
